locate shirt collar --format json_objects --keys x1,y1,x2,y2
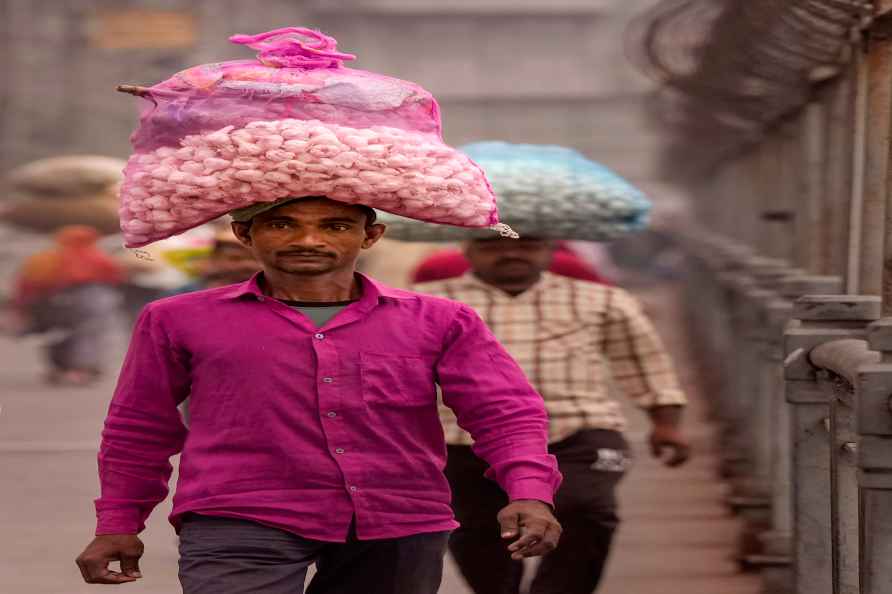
[{"x1": 220, "y1": 271, "x2": 414, "y2": 303}]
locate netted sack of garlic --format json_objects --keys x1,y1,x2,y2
[
  {"x1": 118, "y1": 27, "x2": 497, "y2": 247},
  {"x1": 7, "y1": 156, "x2": 126, "y2": 200},
  {"x1": 377, "y1": 142, "x2": 651, "y2": 242}
]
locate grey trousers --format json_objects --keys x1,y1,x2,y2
[
  {"x1": 30, "y1": 284, "x2": 121, "y2": 371},
  {"x1": 178, "y1": 514, "x2": 450, "y2": 594}
]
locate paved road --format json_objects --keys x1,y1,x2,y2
[{"x1": 0, "y1": 282, "x2": 757, "y2": 594}]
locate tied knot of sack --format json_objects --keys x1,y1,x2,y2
[{"x1": 230, "y1": 27, "x2": 356, "y2": 70}]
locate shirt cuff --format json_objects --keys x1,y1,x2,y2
[
  {"x1": 95, "y1": 507, "x2": 144, "y2": 535},
  {"x1": 505, "y1": 477, "x2": 557, "y2": 506},
  {"x1": 639, "y1": 388, "x2": 688, "y2": 408}
]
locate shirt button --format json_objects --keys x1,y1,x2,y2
[
  {"x1": 327, "y1": 411, "x2": 337, "y2": 418},
  {"x1": 314, "y1": 333, "x2": 325, "y2": 340},
  {"x1": 322, "y1": 377, "x2": 334, "y2": 383},
  {"x1": 335, "y1": 448, "x2": 345, "y2": 454},
  {"x1": 349, "y1": 486, "x2": 357, "y2": 492}
]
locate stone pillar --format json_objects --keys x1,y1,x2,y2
[
  {"x1": 758, "y1": 276, "x2": 843, "y2": 594},
  {"x1": 856, "y1": 319, "x2": 892, "y2": 594},
  {"x1": 784, "y1": 295, "x2": 881, "y2": 594},
  {"x1": 730, "y1": 257, "x2": 792, "y2": 508}
]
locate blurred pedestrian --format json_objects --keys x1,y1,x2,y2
[
  {"x1": 100, "y1": 231, "x2": 202, "y2": 327},
  {"x1": 13, "y1": 225, "x2": 124, "y2": 386},
  {"x1": 75, "y1": 197, "x2": 562, "y2": 594},
  {"x1": 411, "y1": 241, "x2": 610, "y2": 285},
  {"x1": 413, "y1": 236, "x2": 690, "y2": 594},
  {"x1": 167, "y1": 228, "x2": 261, "y2": 295}
]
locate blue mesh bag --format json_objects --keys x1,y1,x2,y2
[{"x1": 379, "y1": 141, "x2": 651, "y2": 241}]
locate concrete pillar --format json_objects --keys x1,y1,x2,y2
[
  {"x1": 830, "y1": 379, "x2": 860, "y2": 594},
  {"x1": 756, "y1": 277, "x2": 844, "y2": 594},
  {"x1": 731, "y1": 258, "x2": 795, "y2": 506},
  {"x1": 820, "y1": 73, "x2": 855, "y2": 279},
  {"x1": 784, "y1": 295, "x2": 881, "y2": 594},
  {"x1": 798, "y1": 103, "x2": 826, "y2": 275},
  {"x1": 856, "y1": 319, "x2": 892, "y2": 594}
]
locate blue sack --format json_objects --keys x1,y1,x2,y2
[{"x1": 379, "y1": 141, "x2": 651, "y2": 241}]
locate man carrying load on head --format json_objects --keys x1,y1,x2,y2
[
  {"x1": 75, "y1": 195, "x2": 562, "y2": 594},
  {"x1": 414, "y1": 236, "x2": 690, "y2": 594},
  {"x1": 385, "y1": 141, "x2": 690, "y2": 594},
  {"x1": 76, "y1": 27, "x2": 559, "y2": 594}
]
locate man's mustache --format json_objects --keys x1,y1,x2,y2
[{"x1": 277, "y1": 249, "x2": 336, "y2": 258}]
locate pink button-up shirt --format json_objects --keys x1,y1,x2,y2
[{"x1": 95, "y1": 273, "x2": 560, "y2": 542}]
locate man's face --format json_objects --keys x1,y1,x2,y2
[
  {"x1": 464, "y1": 237, "x2": 556, "y2": 287},
  {"x1": 231, "y1": 198, "x2": 385, "y2": 276}
]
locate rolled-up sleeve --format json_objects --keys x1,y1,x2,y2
[
  {"x1": 94, "y1": 304, "x2": 190, "y2": 535},
  {"x1": 436, "y1": 305, "x2": 562, "y2": 504}
]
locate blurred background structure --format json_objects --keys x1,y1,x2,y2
[
  {"x1": 631, "y1": 2, "x2": 892, "y2": 594},
  {"x1": 15, "y1": 1, "x2": 892, "y2": 594},
  {"x1": 0, "y1": 0, "x2": 665, "y2": 181}
]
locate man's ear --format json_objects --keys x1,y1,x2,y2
[
  {"x1": 362, "y1": 223, "x2": 387, "y2": 249},
  {"x1": 231, "y1": 221, "x2": 253, "y2": 247}
]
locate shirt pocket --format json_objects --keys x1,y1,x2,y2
[{"x1": 360, "y1": 352, "x2": 436, "y2": 407}]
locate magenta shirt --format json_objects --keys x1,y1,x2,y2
[{"x1": 95, "y1": 273, "x2": 560, "y2": 542}]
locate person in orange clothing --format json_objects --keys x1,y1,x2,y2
[
  {"x1": 13, "y1": 225, "x2": 125, "y2": 386},
  {"x1": 411, "y1": 242, "x2": 610, "y2": 285}
]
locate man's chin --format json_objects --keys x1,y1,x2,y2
[
  {"x1": 491, "y1": 265, "x2": 536, "y2": 280},
  {"x1": 276, "y1": 262, "x2": 336, "y2": 275},
  {"x1": 497, "y1": 274, "x2": 537, "y2": 284}
]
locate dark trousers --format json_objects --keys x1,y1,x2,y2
[
  {"x1": 178, "y1": 514, "x2": 449, "y2": 594},
  {"x1": 446, "y1": 429, "x2": 629, "y2": 594}
]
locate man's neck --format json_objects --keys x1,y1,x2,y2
[
  {"x1": 260, "y1": 268, "x2": 361, "y2": 302},
  {"x1": 474, "y1": 273, "x2": 543, "y2": 297}
]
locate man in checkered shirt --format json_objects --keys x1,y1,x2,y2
[{"x1": 413, "y1": 236, "x2": 690, "y2": 594}]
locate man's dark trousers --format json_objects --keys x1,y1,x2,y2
[
  {"x1": 446, "y1": 429, "x2": 628, "y2": 594},
  {"x1": 178, "y1": 514, "x2": 449, "y2": 594}
]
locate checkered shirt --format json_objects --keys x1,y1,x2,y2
[{"x1": 413, "y1": 272, "x2": 687, "y2": 444}]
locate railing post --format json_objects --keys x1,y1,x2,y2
[
  {"x1": 784, "y1": 295, "x2": 881, "y2": 594},
  {"x1": 731, "y1": 258, "x2": 792, "y2": 511},
  {"x1": 708, "y1": 245, "x2": 762, "y2": 479},
  {"x1": 756, "y1": 277, "x2": 844, "y2": 593},
  {"x1": 857, "y1": 319, "x2": 892, "y2": 593},
  {"x1": 827, "y1": 363, "x2": 861, "y2": 594}
]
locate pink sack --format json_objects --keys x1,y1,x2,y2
[{"x1": 119, "y1": 27, "x2": 498, "y2": 247}]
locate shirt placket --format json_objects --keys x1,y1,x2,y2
[{"x1": 310, "y1": 329, "x2": 363, "y2": 503}]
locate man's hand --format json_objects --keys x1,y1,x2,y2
[
  {"x1": 648, "y1": 405, "x2": 690, "y2": 467},
  {"x1": 76, "y1": 535, "x2": 144, "y2": 584},
  {"x1": 497, "y1": 499, "x2": 562, "y2": 560},
  {"x1": 650, "y1": 425, "x2": 690, "y2": 467}
]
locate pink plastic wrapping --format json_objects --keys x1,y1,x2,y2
[{"x1": 119, "y1": 28, "x2": 497, "y2": 247}]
